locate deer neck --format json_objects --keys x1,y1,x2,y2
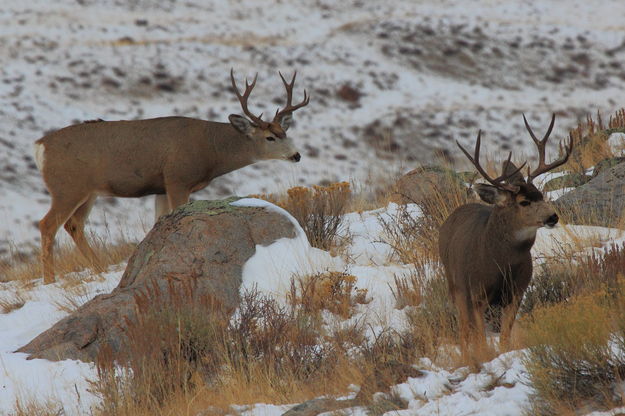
[
  {"x1": 483, "y1": 208, "x2": 536, "y2": 261},
  {"x1": 208, "y1": 124, "x2": 263, "y2": 177}
]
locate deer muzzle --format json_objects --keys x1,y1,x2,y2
[
  {"x1": 544, "y1": 213, "x2": 559, "y2": 228},
  {"x1": 289, "y1": 152, "x2": 301, "y2": 162}
]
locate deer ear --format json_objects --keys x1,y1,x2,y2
[
  {"x1": 277, "y1": 113, "x2": 293, "y2": 131},
  {"x1": 229, "y1": 114, "x2": 254, "y2": 136},
  {"x1": 474, "y1": 184, "x2": 510, "y2": 206}
]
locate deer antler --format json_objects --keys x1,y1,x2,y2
[
  {"x1": 523, "y1": 113, "x2": 574, "y2": 183},
  {"x1": 273, "y1": 71, "x2": 310, "y2": 122},
  {"x1": 230, "y1": 69, "x2": 269, "y2": 128},
  {"x1": 456, "y1": 131, "x2": 526, "y2": 193}
]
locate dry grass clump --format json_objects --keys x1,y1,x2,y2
[
  {"x1": 0, "y1": 290, "x2": 28, "y2": 314},
  {"x1": 566, "y1": 109, "x2": 625, "y2": 174},
  {"x1": 521, "y1": 242, "x2": 625, "y2": 414},
  {"x1": 52, "y1": 280, "x2": 104, "y2": 313},
  {"x1": 91, "y1": 271, "x2": 438, "y2": 415},
  {"x1": 522, "y1": 291, "x2": 625, "y2": 414},
  {"x1": 92, "y1": 282, "x2": 365, "y2": 416},
  {"x1": 391, "y1": 264, "x2": 458, "y2": 364},
  {"x1": 251, "y1": 182, "x2": 351, "y2": 252},
  {"x1": 11, "y1": 397, "x2": 64, "y2": 416},
  {"x1": 378, "y1": 170, "x2": 470, "y2": 263},
  {"x1": 0, "y1": 238, "x2": 135, "y2": 283},
  {"x1": 521, "y1": 242, "x2": 625, "y2": 315},
  {"x1": 289, "y1": 271, "x2": 369, "y2": 319}
]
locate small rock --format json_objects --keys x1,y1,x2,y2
[
  {"x1": 543, "y1": 172, "x2": 591, "y2": 191},
  {"x1": 390, "y1": 165, "x2": 468, "y2": 205}
]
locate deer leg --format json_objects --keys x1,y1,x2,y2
[
  {"x1": 40, "y1": 196, "x2": 87, "y2": 284},
  {"x1": 165, "y1": 185, "x2": 191, "y2": 212},
  {"x1": 454, "y1": 293, "x2": 472, "y2": 358},
  {"x1": 471, "y1": 302, "x2": 489, "y2": 353},
  {"x1": 63, "y1": 195, "x2": 99, "y2": 267},
  {"x1": 154, "y1": 194, "x2": 169, "y2": 222},
  {"x1": 500, "y1": 299, "x2": 521, "y2": 350}
]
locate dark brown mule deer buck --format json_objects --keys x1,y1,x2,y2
[
  {"x1": 438, "y1": 114, "x2": 573, "y2": 356},
  {"x1": 34, "y1": 69, "x2": 309, "y2": 284}
]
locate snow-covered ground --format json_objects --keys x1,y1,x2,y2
[
  {"x1": 2, "y1": 0, "x2": 625, "y2": 257},
  {"x1": 1, "y1": 199, "x2": 623, "y2": 415}
]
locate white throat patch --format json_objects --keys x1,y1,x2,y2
[{"x1": 514, "y1": 226, "x2": 539, "y2": 242}]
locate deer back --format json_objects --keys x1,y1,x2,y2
[{"x1": 36, "y1": 117, "x2": 249, "y2": 197}]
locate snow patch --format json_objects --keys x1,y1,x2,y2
[
  {"x1": 0, "y1": 268, "x2": 124, "y2": 415},
  {"x1": 608, "y1": 132, "x2": 625, "y2": 157},
  {"x1": 233, "y1": 198, "x2": 344, "y2": 301}
]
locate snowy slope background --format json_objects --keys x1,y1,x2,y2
[{"x1": 2, "y1": 0, "x2": 625, "y2": 258}]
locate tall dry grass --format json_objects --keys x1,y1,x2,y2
[
  {"x1": 377, "y1": 168, "x2": 470, "y2": 264},
  {"x1": 10, "y1": 397, "x2": 64, "y2": 416},
  {"x1": 391, "y1": 264, "x2": 458, "y2": 365},
  {"x1": 521, "y1": 242, "x2": 625, "y2": 315},
  {"x1": 92, "y1": 281, "x2": 369, "y2": 416},
  {"x1": 251, "y1": 182, "x2": 352, "y2": 253},
  {"x1": 0, "y1": 238, "x2": 135, "y2": 283},
  {"x1": 288, "y1": 270, "x2": 369, "y2": 319},
  {"x1": 521, "y1": 242, "x2": 625, "y2": 414},
  {"x1": 566, "y1": 109, "x2": 625, "y2": 174}
]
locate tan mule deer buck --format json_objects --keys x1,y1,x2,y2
[
  {"x1": 438, "y1": 114, "x2": 573, "y2": 356},
  {"x1": 35, "y1": 69, "x2": 310, "y2": 284}
]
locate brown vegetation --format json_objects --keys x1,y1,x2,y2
[
  {"x1": 0, "y1": 238, "x2": 135, "y2": 283},
  {"x1": 567, "y1": 109, "x2": 625, "y2": 173},
  {"x1": 252, "y1": 182, "x2": 352, "y2": 252},
  {"x1": 521, "y1": 241, "x2": 625, "y2": 414}
]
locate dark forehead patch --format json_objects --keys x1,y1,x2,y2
[
  {"x1": 519, "y1": 183, "x2": 543, "y2": 201},
  {"x1": 269, "y1": 123, "x2": 286, "y2": 139}
]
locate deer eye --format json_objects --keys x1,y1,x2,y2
[
  {"x1": 519, "y1": 200, "x2": 531, "y2": 207},
  {"x1": 265, "y1": 136, "x2": 276, "y2": 141}
]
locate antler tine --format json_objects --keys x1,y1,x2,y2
[
  {"x1": 523, "y1": 113, "x2": 549, "y2": 169},
  {"x1": 492, "y1": 151, "x2": 527, "y2": 183},
  {"x1": 525, "y1": 113, "x2": 573, "y2": 182},
  {"x1": 230, "y1": 68, "x2": 267, "y2": 127},
  {"x1": 274, "y1": 71, "x2": 310, "y2": 122},
  {"x1": 456, "y1": 131, "x2": 520, "y2": 193}
]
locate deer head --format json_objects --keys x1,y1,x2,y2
[
  {"x1": 457, "y1": 114, "x2": 573, "y2": 237},
  {"x1": 229, "y1": 69, "x2": 310, "y2": 162}
]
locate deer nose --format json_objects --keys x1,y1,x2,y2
[
  {"x1": 290, "y1": 152, "x2": 301, "y2": 162},
  {"x1": 544, "y1": 213, "x2": 559, "y2": 228}
]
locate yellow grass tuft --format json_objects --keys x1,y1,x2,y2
[
  {"x1": 0, "y1": 289, "x2": 28, "y2": 314},
  {"x1": 251, "y1": 182, "x2": 352, "y2": 252},
  {"x1": 566, "y1": 109, "x2": 625, "y2": 174},
  {"x1": 288, "y1": 271, "x2": 369, "y2": 319},
  {"x1": 0, "y1": 239, "x2": 135, "y2": 284}
]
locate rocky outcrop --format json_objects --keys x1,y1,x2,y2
[
  {"x1": 18, "y1": 198, "x2": 297, "y2": 362},
  {"x1": 555, "y1": 163, "x2": 625, "y2": 227}
]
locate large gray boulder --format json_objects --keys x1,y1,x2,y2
[
  {"x1": 555, "y1": 163, "x2": 625, "y2": 227},
  {"x1": 18, "y1": 198, "x2": 297, "y2": 362},
  {"x1": 390, "y1": 165, "x2": 469, "y2": 205}
]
